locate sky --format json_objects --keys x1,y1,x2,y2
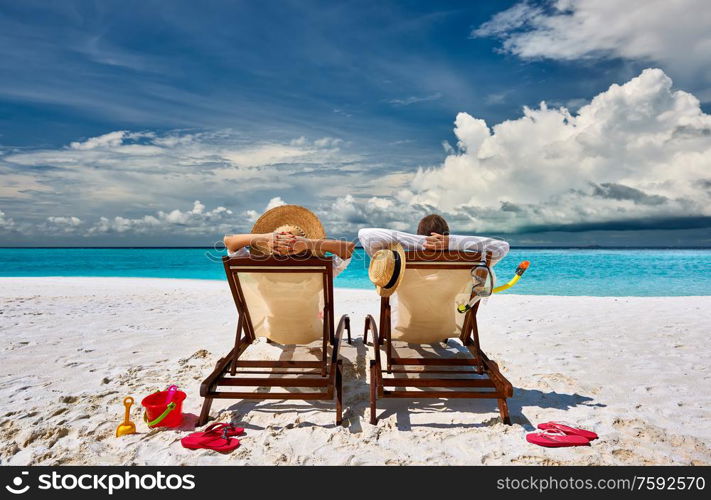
[{"x1": 1, "y1": 0, "x2": 710, "y2": 247}]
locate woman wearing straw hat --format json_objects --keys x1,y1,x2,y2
[{"x1": 223, "y1": 204, "x2": 355, "y2": 275}]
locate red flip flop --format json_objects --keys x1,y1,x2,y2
[
  {"x1": 526, "y1": 429, "x2": 591, "y2": 448},
  {"x1": 181, "y1": 423, "x2": 244, "y2": 453},
  {"x1": 537, "y1": 421, "x2": 598, "y2": 440}
]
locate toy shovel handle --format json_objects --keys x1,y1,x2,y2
[
  {"x1": 122, "y1": 397, "x2": 134, "y2": 423},
  {"x1": 165, "y1": 385, "x2": 179, "y2": 403}
]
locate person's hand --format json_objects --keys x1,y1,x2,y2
[
  {"x1": 252, "y1": 232, "x2": 280, "y2": 254},
  {"x1": 273, "y1": 233, "x2": 312, "y2": 254},
  {"x1": 423, "y1": 232, "x2": 449, "y2": 250},
  {"x1": 272, "y1": 232, "x2": 294, "y2": 254},
  {"x1": 288, "y1": 235, "x2": 312, "y2": 254}
]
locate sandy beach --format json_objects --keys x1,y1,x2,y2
[{"x1": 1, "y1": 277, "x2": 709, "y2": 465}]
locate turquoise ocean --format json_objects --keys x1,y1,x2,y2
[{"x1": 0, "y1": 248, "x2": 709, "y2": 296}]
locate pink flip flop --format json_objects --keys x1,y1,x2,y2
[
  {"x1": 537, "y1": 421, "x2": 598, "y2": 440},
  {"x1": 526, "y1": 429, "x2": 591, "y2": 448},
  {"x1": 181, "y1": 423, "x2": 244, "y2": 453}
]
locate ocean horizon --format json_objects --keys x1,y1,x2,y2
[{"x1": 0, "y1": 247, "x2": 709, "y2": 297}]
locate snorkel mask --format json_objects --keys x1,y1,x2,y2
[
  {"x1": 456, "y1": 261, "x2": 530, "y2": 314},
  {"x1": 456, "y1": 264, "x2": 495, "y2": 314}
]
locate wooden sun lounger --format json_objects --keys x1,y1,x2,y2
[
  {"x1": 197, "y1": 255, "x2": 351, "y2": 426},
  {"x1": 364, "y1": 250, "x2": 513, "y2": 425}
]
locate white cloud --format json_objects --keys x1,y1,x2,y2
[
  {"x1": 325, "y1": 194, "x2": 425, "y2": 234},
  {"x1": 394, "y1": 68, "x2": 711, "y2": 232},
  {"x1": 87, "y1": 200, "x2": 233, "y2": 235},
  {"x1": 44, "y1": 216, "x2": 83, "y2": 234},
  {"x1": 0, "y1": 129, "x2": 374, "y2": 240},
  {"x1": 388, "y1": 93, "x2": 442, "y2": 106},
  {"x1": 4, "y1": 132, "x2": 351, "y2": 186},
  {"x1": 241, "y1": 197, "x2": 288, "y2": 226},
  {"x1": 1, "y1": 131, "x2": 357, "y2": 234},
  {"x1": 0, "y1": 210, "x2": 15, "y2": 230},
  {"x1": 264, "y1": 196, "x2": 286, "y2": 211},
  {"x1": 243, "y1": 210, "x2": 260, "y2": 224},
  {"x1": 485, "y1": 92, "x2": 509, "y2": 105},
  {"x1": 474, "y1": 0, "x2": 711, "y2": 84},
  {"x1": 314, "y1": 137, "x2": 343, "y2": 148},
  {"x1": 0, "y1": 173, "x2": 54, "y2": 199},
  {"x1": 69, "y1": 131, "x2": 156, "y2": 150},
  {"x1": 47, "y1": 216, "x2": 82, "y2": 226},
  {"x1": 223, "y1": 144, "x2": 311, "y2": 168},
  {"x1": 3, "y1": 70, "x2": 710, "y2": 241},
  {"x1": 70, "y1": 131, "x2": 129, "y2": 150}
]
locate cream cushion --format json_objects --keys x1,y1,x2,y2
[
  {"x1": 393, "y1": 268, "x2": 472, "y2": 343},
  {"x1": 240, "y1": 272, "x2": 324, "y2": 344}
]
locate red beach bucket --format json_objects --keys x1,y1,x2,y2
[{"x1": 141, "y1": 385, "x2": 186, "y2": 428}]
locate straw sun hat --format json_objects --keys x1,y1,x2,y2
[
  {"x1": 368, "y1": 242, "x2": 406, "y2": 297},
  {"x1": 250, "y1": 205, "x2": 326, "y2": 255}
]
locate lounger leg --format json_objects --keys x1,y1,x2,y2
[
  {"x1": 345, "y1": 317, "x2": 352, "y2": 344},
  {"x1": 369, "y1": 360, "x2": 378, "y2": 425},
  {"x1": 197, "y1": 397, "x2": 213, "y2": 427},
  {"x1": 335, "y1": 359, "x2": 343, "y2": 425},
  {"x1": 498, "y1": 398, "x2": 511, "y2": 425}
]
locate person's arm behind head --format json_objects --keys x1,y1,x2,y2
[
  {"x1": 311, "y1": 238, "x2": 355, "y2": 260},
  {"x1": 358, "y1": 228, "x2": 390, "y2": 257},
  {"x1": 358, "y1": 228, "x2": 428, "y2": 255},
  {"x1": 448, "y1": 234, "x2": 510, "y2": 265},
  {"x1": 224, "y1": 233, "x2": 277, "y2": 254}
]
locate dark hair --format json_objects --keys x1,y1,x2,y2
[{"x1": 417, "y1": 214, "x2": 449, "y2": 236}]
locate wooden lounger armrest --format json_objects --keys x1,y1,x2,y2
[
  {"x1": 363, "y1": 314, "x2": 379, "y2": 346},
  {"x1": 364, "y1": 314, "x2": 382, "y2": 367},
  {"x1": 329, "y1": 314, "x2": 349, "y2": 389},
  {"x1": 331, "y1": 314, "x2": 350, "y2": 366}
]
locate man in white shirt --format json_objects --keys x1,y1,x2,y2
[{"x1": 358, "y1": 214, "x2": 509, "y2": 266}]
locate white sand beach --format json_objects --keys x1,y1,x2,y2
[{"x1": 1, "y1": 277, "x2": 710, "y2": 465}]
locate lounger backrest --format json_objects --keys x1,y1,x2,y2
[
  {"x1": 393, "y1": 251, "x2": 487, "y2": 344},
  {"x1": 223, "y1": 256, "x2": 333, "y2": 344}
]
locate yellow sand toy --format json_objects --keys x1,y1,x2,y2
[
  {"x1": 457, "y1": 261, "x2": 530, "y2": 313},
  {"x1": 115, "y1": 396, "x2": 137, "y2": 437}
]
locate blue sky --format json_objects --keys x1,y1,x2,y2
[{"x1": 1, "y1": 0, "x2": 710, "y2": 246}]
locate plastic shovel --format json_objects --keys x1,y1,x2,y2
[
  {"x1": 116, "y1": 396, "x2": 137, "y2": 437},
  {"x1": 165, "y1": 385, "x2": 178, "y2": 401}
]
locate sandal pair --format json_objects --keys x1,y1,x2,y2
[
  {"x1": 526, "y1": 421, "x2": 598, "y2": 448},
  {"x1": 181, "y1": 423, "x2": 244, "y2": 452}
]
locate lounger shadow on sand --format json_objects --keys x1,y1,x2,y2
[{"x1": 368, "y1": 339, "x2": 605, "y2": 429}]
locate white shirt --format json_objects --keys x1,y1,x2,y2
[
  {"x1": 227, "y1": 247, "x2": 351, "y2": 277},
  {"x1": 357, "y1": 228, "x2": 510, "y2": 266}
]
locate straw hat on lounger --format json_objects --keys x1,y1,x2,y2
[{"x1": 368, "y1": 242, "x2": 406, "y2": 297}]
